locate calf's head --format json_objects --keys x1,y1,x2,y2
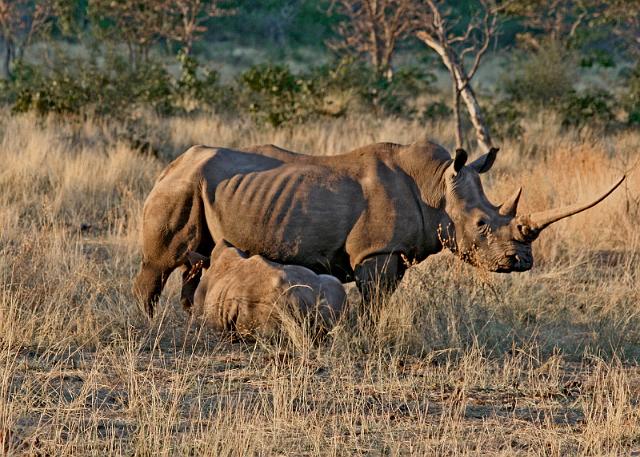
[{"x1": 442, "y1": 147, "x2": 625, "y2": 272}]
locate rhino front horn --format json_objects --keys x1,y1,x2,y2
[
  {"x1": 499, "y1": 187, "x2": 522, "y2": 217},
  {"x1": 523, "y1": 175, "x2": 626, "y2": 233}
]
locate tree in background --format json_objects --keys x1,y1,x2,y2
[
  {"x1": 503, "y1": 0, "x2": 595, "y2": 50},
  {"x1": 89, "y1": 0, "x2": 228, "y2": 67},
  {"x1": 327, "y1": 0, "x2": 504, "y2": 150},
  {"x1": 0, "y1": 0, "x2": 53, "y2": 79},
  {"x1": 415, "y1": 0, "x2": 502, "y2": 151},
  {"x1": 604, "y1": 0, "x2": 640, "y2": 58},
  {"x1": 89, "y1": 0, "x2": 167, "y2": 68},
  {"x1": 163, "y1": 0, "x2": 228, "y2": 56},
  {"x1": 327, "y1": 0, "x2": 415, "y2": 80},
  {"x1": 604, "y1": 0, "x2": 640, "y2": 124}
]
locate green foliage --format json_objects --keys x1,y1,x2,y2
[
  {"x1": 420, "y1": 101, "x2": 452, "y2": 123},
  {"x1": 10, "y1": 56, "x2": 176, "y2": 118},
  {"x1": 7, "y1": 54, "x2": 433, "y2": 128},
  {"x1": 503, "y1": 44, "x2": 576, "y2": 107},
  {"x1": 628, "y1": 110, "x2": 640, "y2": 126},
  {"x1": 238, "y1": 64, "x2": 319, "y2": 127},
  {"x1": 233, "y1": 60, "x2": 434, "y2": 127},
  {"x1": 312, "y1": 58, "x2": 435, "y2": 119},
  {"x1": 369, "y1": 67, "x2": 435, "y2": 118},
  {"x1": 622, "y1": 62, "x2": 640, "y2": 125},
  {"x1": 11, "y1": 61, "x2": 90, "y2": 116},
  {"x1": 579, "y1": 48, "x2": 616, "y2": 69},
  {"x1": 560, "y1": 89, "x2": 616, "y2": 130},
  {"x1": 213, "y1": 0, "x2": 333, "y2": 48},
  {"x1": 483, "y1": 99, "x2": 524, "y2": 141},
  {"x1": 175, "y1": 50, "x2": 227, "y2": 109},
  {"x1": 8, "y1": 52, "x2": 226, "y2": 119}
]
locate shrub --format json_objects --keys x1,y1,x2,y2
[
  {"x1": 421, "y1": 101, "x2": 452, "y2": 123},
  {"x1": 174, "y1": 51, "x2": 227, "y2": 111},
  {"x1": 621, "y1": 62, "x2": 640, "y2": 126},
  {"x1": 10, "y1": 56, "x2": 177, "y2": 118},
  {"x1": 560, "y1": 89, "x2": 616, "y2": 130},
  {"x1": 312, "y1": 58, "x2": 435, "y2": 119},
  {"x1": 7, "y1": 52, "x2": 229, "y2": 120},
  {"x1": 238, "y1": 64, "x2": 320, "y2": 127},
  {"x1": 4, "y1": 54, "x2": 434, "y2": 128},
  {"x1": 11, "y1": 61, "x2": 90, "y2": 116},
  {"x1": 503, "y1": 43, "x2": 576, "y2": 107},
  {"x1": 483, "y1": 99, "x2": 524, "y2": 141},
  {"x1": 370, "y1": 67, "x2": 434, "y2": 117}
]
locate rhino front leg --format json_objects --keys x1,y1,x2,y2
[
  {"x1": 354, "y1": 253, "x2": 406, "y2": 304},
  {"x1": 133, "y1": 261, "x2": 173, "y2": 318}
]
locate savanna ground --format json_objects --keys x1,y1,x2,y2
[{"x1": 1, "y1": 111, "x2": 639, "y2": 456}]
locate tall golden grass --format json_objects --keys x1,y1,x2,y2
[{"x1": 1, "y1": 110, "x2": 639, "y2": 455}]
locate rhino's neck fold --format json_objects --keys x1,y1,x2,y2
[{"x1": 396, "y1": 142, "x2": 453, "y2": 261}]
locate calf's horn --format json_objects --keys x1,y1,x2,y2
[{"x1": 525, "y1": 175, "x2": 625, "y2": 232}]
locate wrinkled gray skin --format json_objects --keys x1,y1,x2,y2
[
  {"x1": 187, "y1": 240, "x2": 346, "y2": 337},
  {"x1": 134, "y1": 140, "x2": 624, "y2": 317}
]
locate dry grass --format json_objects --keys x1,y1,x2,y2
[{"x1": 1, "y1": 110, "x2": 639, "y2": 456}]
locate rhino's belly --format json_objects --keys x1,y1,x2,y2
[{"x1": 206, "y1": 165, "x2": 363, "y2": 280}]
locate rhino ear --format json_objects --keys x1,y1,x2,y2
[
  {"x1": 453, "y1": 148, "x2": 468, "y2": 173},
  {"x1": 469, "y1": 147, "x2": 499, "y2": 174}
]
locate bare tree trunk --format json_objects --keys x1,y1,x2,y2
[
  {"x1": 127, "y1": 42, "x2": 135, "y2": 68},
  {"x1": 452, "y1": 82, "x2": 462, "y2": 149},
  {"x1": 1, "y1": 39, "x2": 13, "y2": 79},
  {"x1": 416, "y1": 31, "x2": 492, "y2": 152},
  {"x1": 458, "y1": 82, "x2": 492, "y2": 152}
]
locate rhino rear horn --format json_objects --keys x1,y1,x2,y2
[
  {"x1": 499, "y1": 186, "x2": 522, "y2": 217},
  {"x1": 524, "y1": 176, "x2": 625, "y2": 232}
]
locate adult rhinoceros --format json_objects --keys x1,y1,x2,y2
[{"x1": 134, "y1": 141, "x2": 624, "y2": 317}]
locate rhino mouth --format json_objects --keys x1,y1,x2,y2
[
  {"x1": 493, "y1": 250, "x2": 533, "y2": 273},
  {"x1": 459, "y1": 242, "x2": 533, "y2": 273}
]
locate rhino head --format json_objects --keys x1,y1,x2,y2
[{"x1": 440, "y1": 147, "x2": 625, "y2": 272}]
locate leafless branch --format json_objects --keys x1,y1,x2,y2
[
  {"x1": 415, "y1": 0, "x2": 505, "y2": 151},
  {"x1": 328, "y1": 0, "x2": 418, "y2": 77}
]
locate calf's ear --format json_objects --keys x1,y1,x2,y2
[
  {"x1": 186, "y1": 251, "x2": 210, "y2": 269},
  {"x1": 469, "y1": 147, "x2": 499, "y2": 173}
]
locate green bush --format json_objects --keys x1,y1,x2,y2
[
  {"x1": 560, "y1": 89, "x2": 616, "y2": 130},
  {"x1": 483, "y1": 99, "x2": 524, "y2": 141},
  {"x1": 238, "y1": 64, "x2": 320, "y2": 127},
  {"x1": 11, "y1": 61, "x2": 90, "y2": 116},
  {"x1": 421, "y1": 101, "x2": 452, "y2": 123},
  {"x1": 175, "y1": 50, "x2": 227, "y2": 110},
  {"x1": 4, "y1": 54, "x2": 435, "y2": 128},
  {"x1": 369, "y1": 67, "x2": 434, "y2": 117},
  {"x1": 7, "y1": 52, "x2": 228, "y2": 120},
  {"x1": 503, "y1": 43, "x2": 576, "y2": 107},
  {"x1": 622, "y1": 62, "x2": 640, "y2": 126},
  {"x1": 312, "y1": 58, "x2": 435, "y2": 119}
]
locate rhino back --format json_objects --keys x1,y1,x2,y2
[{"x1": 206, "y1": 163, "x2": 365, "y2": 278}]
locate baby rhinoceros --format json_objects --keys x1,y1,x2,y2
[{"x1": 186, "y1": 240, "x2": 346, "y2": 338}]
